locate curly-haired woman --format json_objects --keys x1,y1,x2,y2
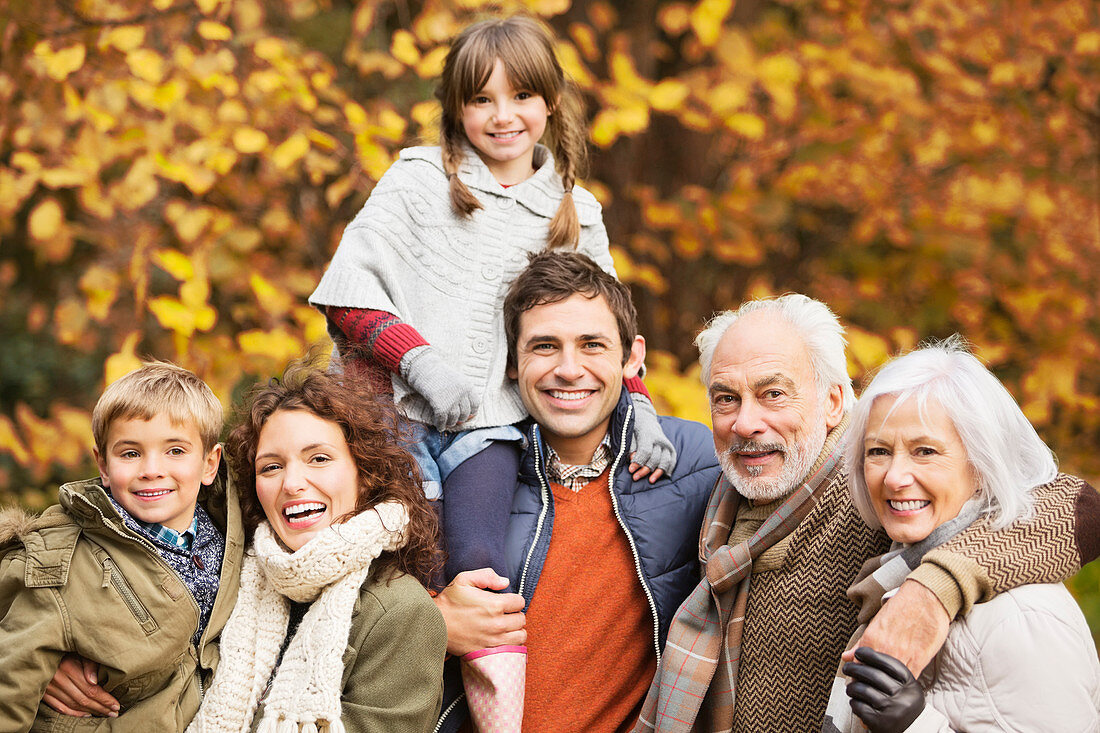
[{"x1": 188, "y1": 360, "x2": 446, "y2": 733}]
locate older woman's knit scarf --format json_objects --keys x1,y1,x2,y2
[
  {"x1": 187, "y1": 501, "x2": 409, "y2": 733},
  {"x1": 820, "y1": 499, "x2": 983, "y2": 733}
]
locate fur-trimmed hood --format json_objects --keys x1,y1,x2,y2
[{"x1": 0, "y1": 506, "x2": 41, "y2": 546}]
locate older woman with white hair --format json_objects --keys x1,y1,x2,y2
[{"x1": 822, "y1": 338, "x2": 1100, "y2": 733}]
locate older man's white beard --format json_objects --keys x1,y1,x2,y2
[{"x1": 718, "y1": 418, "x2": 829, "y2": 502}]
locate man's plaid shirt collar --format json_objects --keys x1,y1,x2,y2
[{"x1": 544, "y1": 434, "x2": 613, "y2": 492}]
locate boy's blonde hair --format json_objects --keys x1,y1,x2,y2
[{"x1": 92, "y1": 362, "x2": 223, "y2": 456}]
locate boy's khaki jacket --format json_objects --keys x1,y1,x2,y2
[{"x1": 0, "y1": 473, "x2": 243, "y2": 731}]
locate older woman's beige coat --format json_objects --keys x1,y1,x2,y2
[{"x1": 907, "y1": 582, "x2": 1100, "y2": 732}]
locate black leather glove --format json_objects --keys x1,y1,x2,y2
[{"x1": 843, "y1": 646, "x2": 925, "y2": 733}]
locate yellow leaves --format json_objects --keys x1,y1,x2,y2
[
  {"x1": 111, "y1": 157, "x2": 159, "y2": 211},
  {"x1": 298, "y1": 305, "x2": 329, "y2": 344},
  {"x1": 416, "y1": 47, "x2": 449, "y2": 79},
  {"x1": 272, "y1": 133, "x2": 310, "y2": 169},
  {"x1": 165, "y1": 203, "x2": 214, "y2": 244},
  {"x1": 757, "y1": 55, "x2": 801, "y2": 121},
  {"x1": 726, "y1": 112, "x2": 766, "y2": 140},
  {"x1": 238, "y1": 328, "x2": 306, "y2": 367},
  {"x1": 79, "y1": 265, "x2": 120, "y2": 321},
  {"x1": 391, "y1": 31, "x2": 421, "y2": 67},
  {"x1": 650, "y1": 80, "x2": 690, "y2": 112},
  {"x1": 0, "y1": 403, "x2": 92, "y2": 481},
  {"x1": 344, "y1": 101, "x2": 370, "y2": 130},
  {"x1": 250, "y1": 273, "x2": 294, "y2": 318},
  {"x1": 326, "y1": 172, "x2": 358, "y2": 209},
  {"x1": 28, "y1": 199, "x2": 63, "y2": 241},
  {"x1": 712, "y1": 226, "x2": 763, "y2": 265},
  {"x1": 155, "y1": 152, "x2": 217, "y2": 195},
  {"x1": 526, "y1": 0, "x2": 570, "y2": 14},
  {"x1": 643, "y1": 350, "x2": 709, "y2": 424},
  {"x1": 0, "y1": 414, "x2": 31, "y2": 466},
  {"x1": 609, "y1": 50, "x2": 648, "y2": 93},
  {"x1": 644, "y1": 201, "x2": 682, "y2": 229},
  {"x1": 969, "y1": 118, "x2": 998, "y2": 147},
  {"x1": 126, "y1": 49, "x2": 166, "y2": 84},
  {"x1": 254, "y1": 37, "x2": 285, "y2": 63},
  {"x1": 15, "y1": 404, "x2": 89, "y2": 472},
  {"x1": 690, "y1": 0, "x2": 734, "y2": 48},
  {"x1": 351, "y1": 1, "x2": 376, "y2": 35},
  {"x1": 1025, "y1": 189, "x2": 1056, "y2": 221},
  {"x1": 591, "y1": 107, "x2": 650, "y2": 147},
  {"x1": 100, "y1": 26, "x2": 146, "y2": 53},
  {"x1": 1075, "y1": 31, "x2": 1100, "y2": 54},
  {"x1": 198, "y1": 21, "x2": 233, "y2": 41},
  {"x1": 376, "y1": 108, "x2": 408, "y2": 141},
  {"x1": 233, "y1": 127, "x2": 270, "y2": 153},
  {"x1": 149, "y1": 296, "x2": 216, "y2": 337},
  {"x1": 1021, "y1": 356, "x2": 1085, "y2": 424},
  {"x1": 556, "y1": 42, "x2": 596, "y2": 88},
  {"x1": 55, "y1": 298, "x2": 89, "y2": 345},
  {"x1": 758, "y1": 55, "x2": 801, "y2": 87},
  {"x1": 28, "y1": 197, "x2": 75, "y2": 262},
  {"x1": 846, "y1": 327, "x2": 892, "y2": 374},
  {"x1": 610, "y1": 248, "x2": 668, "y2": 295},
  {"x1": 411, "y1": 100, "x2": 440, "y2": 136},
  {"x1": 989, "y1": 61, "x2": 1017, "y2": 86},
  {"x1": 658, "y1": 4, "x2": 693, "y2": 36},
  {"x1": 34, "y1": 42, "x2": 86, "y2": 81},
  {"x1": 153, "y1": 248, "x2": 196, "y2": 281}
]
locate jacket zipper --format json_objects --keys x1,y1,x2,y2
[
  {"x1": 605, "y1": 404, "x2": 663, "y2": 663},
  {"x1": 517, "y1": 424, "x2": 552, "y2": 599},
  {"x1": 102, "y1": 556, "x2": 157, "y2": 631},
  {"x1": 432, "y1": 694, "x2": 463, "y2": 733},
  {"x1": 433, "y1": 410, "x2": 664, "y2": 731},
  {"x1": 81, "y1": 492, "x2": 213, "y2": 705},
  {"x1": 436, "y1": 425, "x2": 551, "y2": 733},
  {"x1": 82, "y1": 497, "x2": 202, "y2": 631}
]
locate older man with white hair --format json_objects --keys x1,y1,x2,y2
[{"x1": 636, "y1": 294, "x2": 1100, "y2": 733}]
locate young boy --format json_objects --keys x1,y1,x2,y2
[{"x1": 0, "y1": 362, "x2": 242, "y2": 728}]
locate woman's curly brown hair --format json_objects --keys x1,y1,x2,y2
[{"x1": 226, "y1": 356, "x2": 443, "y2": 586}]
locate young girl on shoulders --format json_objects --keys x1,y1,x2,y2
[{"x1": 309, "y1": 14, "x2": 675, "y2": 586}]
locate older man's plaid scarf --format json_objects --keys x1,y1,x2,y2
[
  {"x1": 820, "y1": 499, "x2": 982, "y2": 733},
  {"x1": 635, "y1": 419, "x2": 848, "y2": 733}
]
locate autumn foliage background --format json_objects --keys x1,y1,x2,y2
[{"x1": 2, "y1": 0, "x2": 1099, "y2": 644}]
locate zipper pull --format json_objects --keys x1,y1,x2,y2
[{"x1": 101, "y1": 559, "x2": 112, "y2": 588}]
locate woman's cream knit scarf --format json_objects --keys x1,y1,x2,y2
[{"x1": 188, "y1": 501, "x2": 409, "y2": 733}]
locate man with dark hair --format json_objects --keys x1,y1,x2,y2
[{"x1": 433, "y1": 250, "x2": 721, "y2": 733}]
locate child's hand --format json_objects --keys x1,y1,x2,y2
[
  {"x1": 43, "y1": 653, "x2": 119, "y2": 718},
  {"x1": 400, "y1": 346, "x2": 480, "y2": 430},
  {"x1": 629, "y1": 393, "x2": 677, "y2": 482}
]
